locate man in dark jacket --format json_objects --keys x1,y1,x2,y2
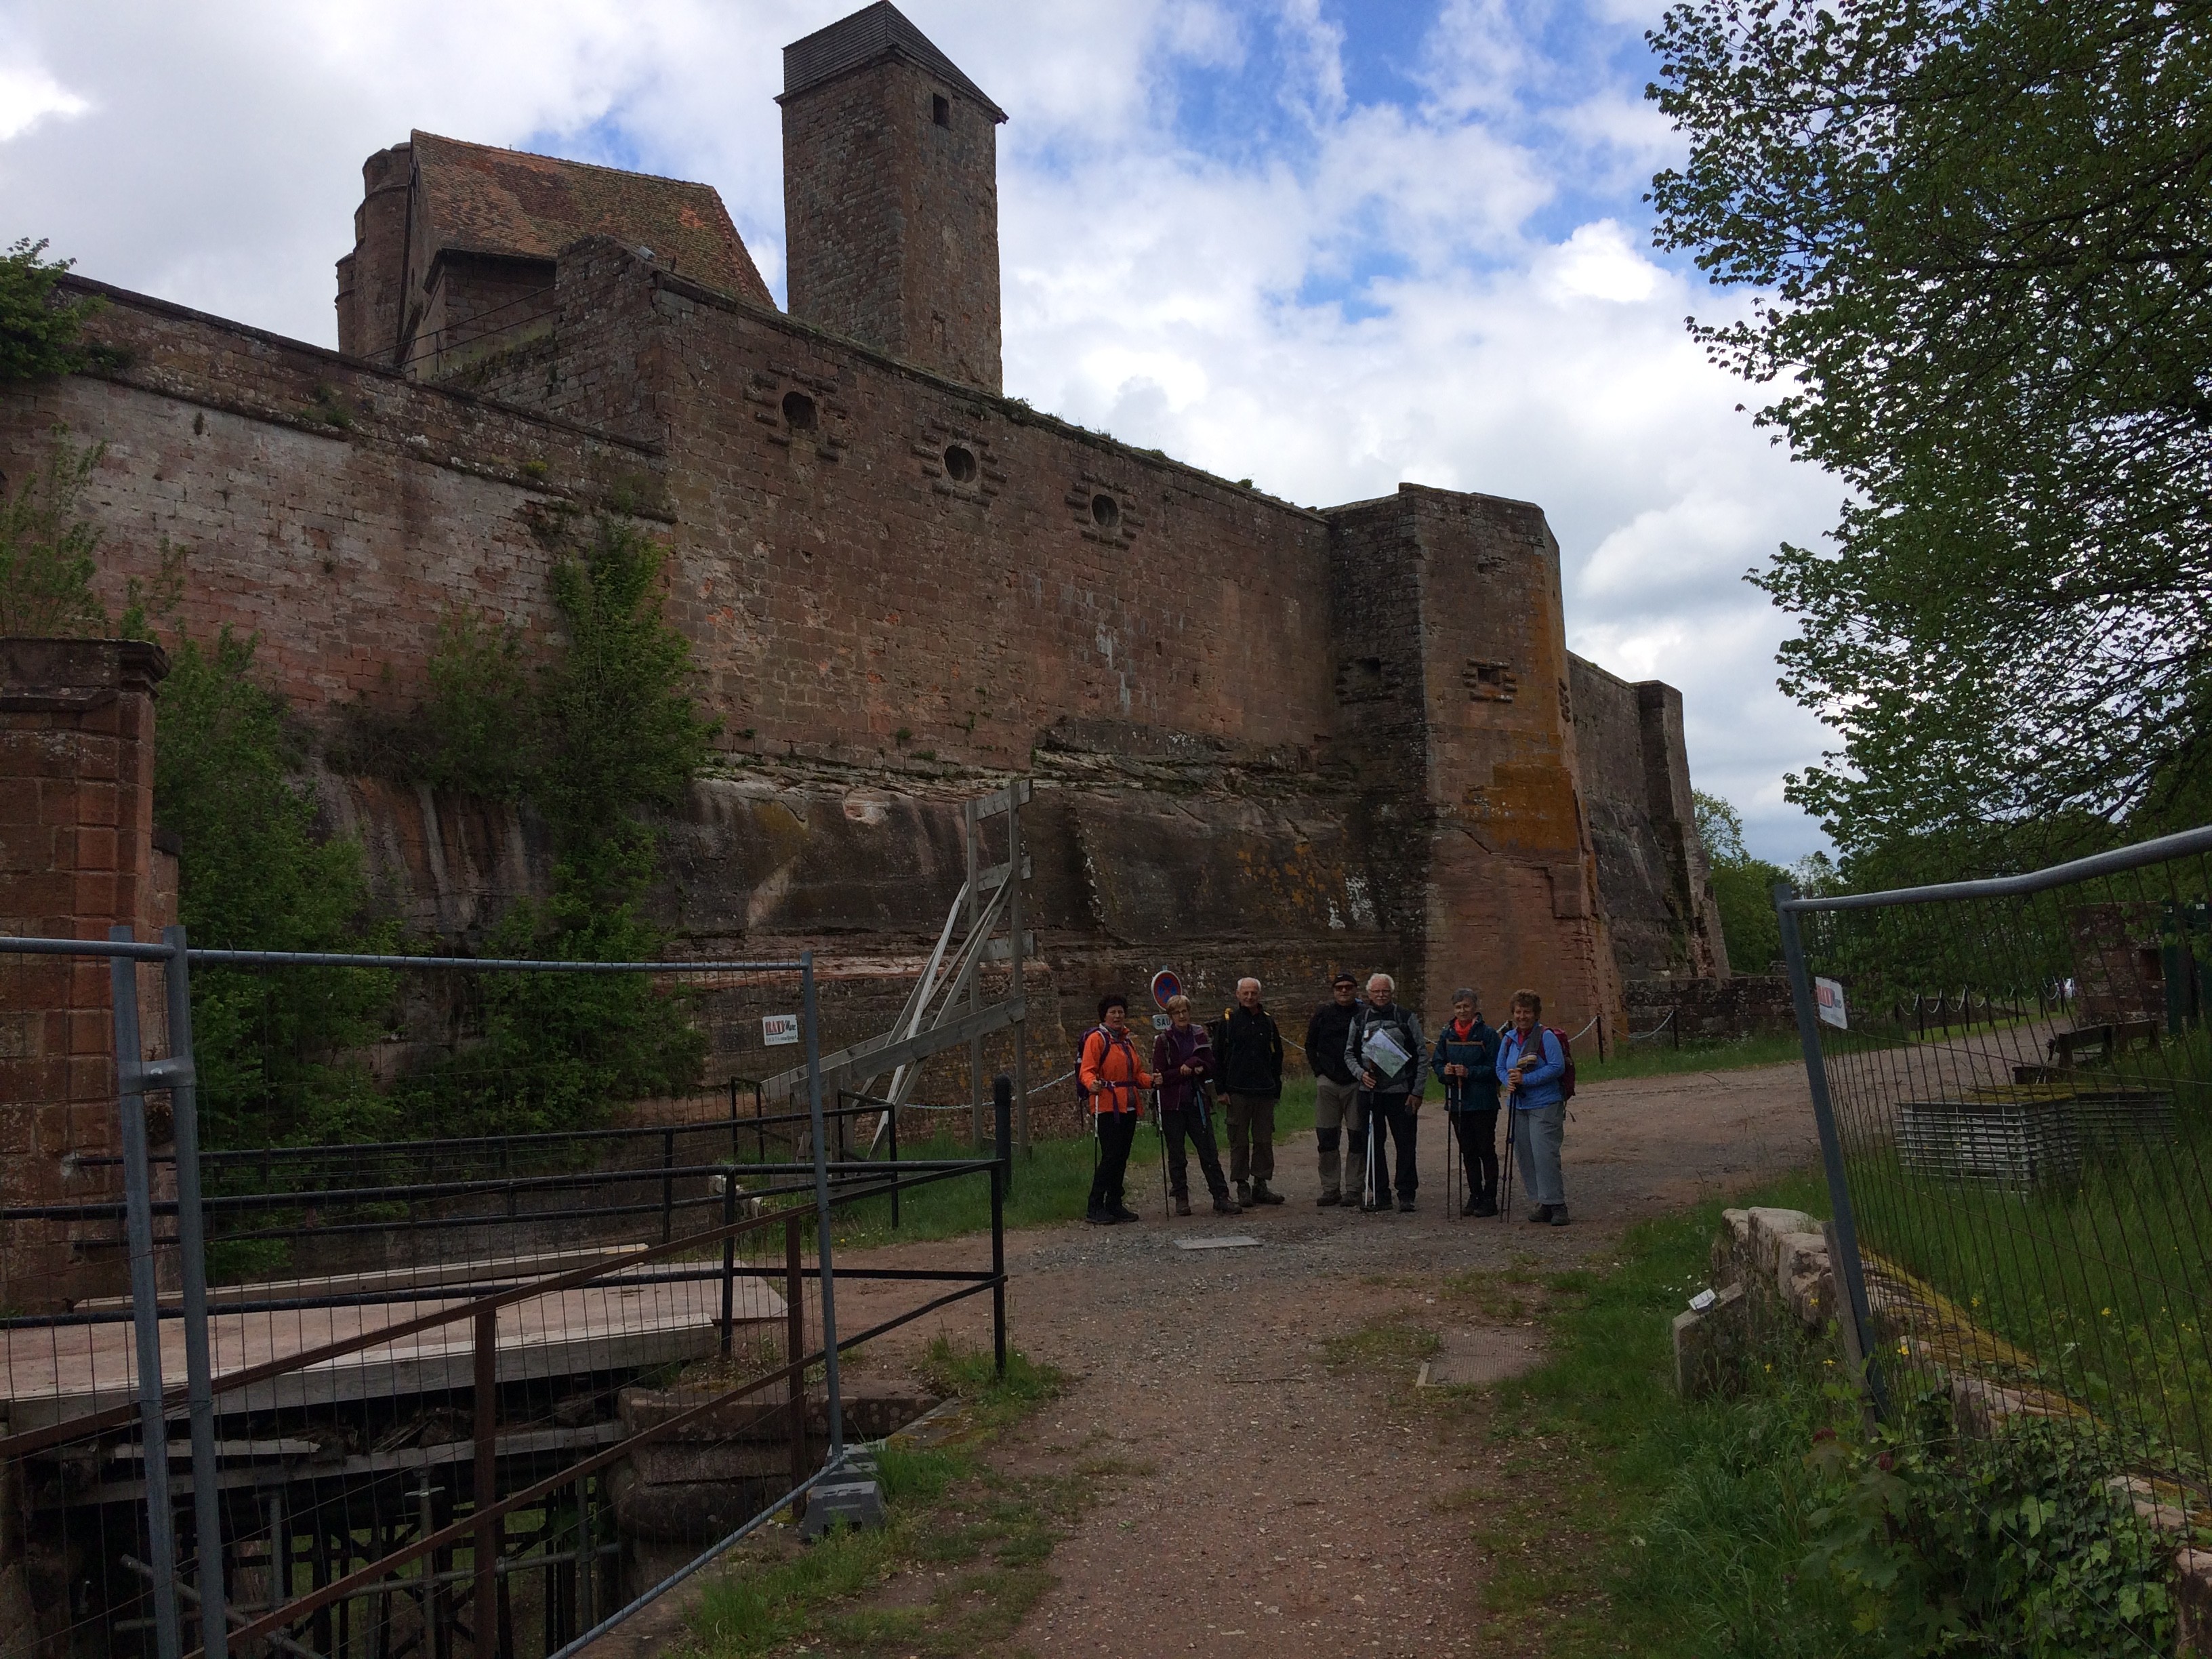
[
  {"x1": 1345, "y1": 972, "x2": 1426, "y2": 1212},
  {"x1": 1212, "y1": 977, "x2": 1286, "y2": 1206},
  {"x1": 1303, "y1": 971, "x2": 1364, "y2": 1207}
]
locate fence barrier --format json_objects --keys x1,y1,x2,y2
[
  {"x1": 1778, "y1": 825, "x2": 2212, "y2": 1505},
  {"x1": 0, "y1": 928, "x2": 1010, "y2": 1659}
]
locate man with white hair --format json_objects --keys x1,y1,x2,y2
[
  {"x1": 1210, "y1": 977, "x2": 1286, "y2": 1206},
  {"x1": 1344, "y1": 972, "x2": 1427, "y2": 1212}
]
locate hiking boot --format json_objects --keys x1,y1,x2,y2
[
  {"x1": 1525, "y1": 1204, "x2": 1554, "y2": 1224},
  {"x1": 1460, "y1": 1197, "x2": 1479, "y2": 1217},
  {"x1": 1316, "y1": 1189, "x2": 1342, "y2": 1208},
  {"x1": 1364, "y1": 1194, "x2": 1391, "y2": 1212},
  {"x1": 1086, "y1": 1206, "x2": 1115, "y2": 1226},
  {"x1": 1251, "y1": 1182, "x2": 1286, "y2": 1206},
  {"x1": 1174, "y1": 1195, "x2": 1192, "y2": 1217},
  {"x1": 1212, "y1": 1191, "x2": 1243, "y2": 1215},
  {"x1": 1397, "y1": 1196, "x2": 1416, "y2": 1213},
  {"x1": 1110, "y1": 1203, "x2": 1141, "y2": 1223},
  {"x1": 1235, "y1": 1182, "x2": 1252, "y2": 1208},
  {"x1": 1549, "y1": 1204, "x2": 1572, "y2": 1227},
  {"x1": 1471, "y1": 1198, "x2": 1498, "y2": 1218}
]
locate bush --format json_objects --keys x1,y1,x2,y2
[
  {"x1": 1805, "y1": 1389, "x2": 2179, "y2": 1656},
  {"x1": 0, "y1": 239, "x2": 103, "y2": 384}
]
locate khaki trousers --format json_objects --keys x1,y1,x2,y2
[
  {"x1": 1225, "y1": 1094, "x2": 1277, "y2": 1186},
  {"x1": 1313, "y1": 1076, "x2": 1364, "y2": 1199}
]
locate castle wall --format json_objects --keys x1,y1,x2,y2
[
  {"x1": 0, "y1": 281, "x2": 665, "y2": 719},
  {"x1": 4, "y1": 253, "x2": 1645, "y2": 1078},
  {"x1": 1570, "y1": 653, "x2": 1727, "y2": 982}
]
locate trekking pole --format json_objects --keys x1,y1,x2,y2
[
  {"x1": 1446, "y1": 1073, "x2": 1460, "y2": 1219},
  {"x1": 1154, "y1": 1085, "x2": 1171, "y2": 1217},
  {"x1": 1364, "y1": 1094, "x2": 1379, "y2": 1212},
  {"x1": 1499, "y1": 1084, "x2": 1517, "y2": 1223}
]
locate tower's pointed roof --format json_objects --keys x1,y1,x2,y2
[{"x1": 780, "y1": 2, "x2": 1007, "y2": 122}]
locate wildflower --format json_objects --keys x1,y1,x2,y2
[{"x1": 2101, "y1": 1307, "x2": 2112, "y2": 1317}]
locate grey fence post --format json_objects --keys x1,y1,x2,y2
[
  {"x1": 1774, "y1": 885, "x2": 1887, "y2": 1413},
  {"x1": 800, "y1": 952, "x2": 846, "y2": 1465},
  {"x1": 161, "y1": 926, "x2": 227, "y2": 1659},
  {"x1": 110, "y1": 928, "x2": 184, "y2": 1659}
]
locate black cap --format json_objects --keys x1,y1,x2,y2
[{"x1": 1331, "y1": 970, "x2": 1357, "y2": 987}]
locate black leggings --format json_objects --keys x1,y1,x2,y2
[
  {"x1": 1162, "y1": 1105, "x2": 1229, "y2": 1199},
  {"x1": 1360, "y1": 1092, "x2": 1417, "y2": 1201},
  {"x1": 1452, "y1": 1107, "x2": 1499, "y2": 1201},
  {"x1": 1088, "y1": 1111, "x2": 1139, "y2": 1210}
]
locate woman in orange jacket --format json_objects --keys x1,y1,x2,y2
[{"x1": 1081, "y1": 992, "x2": 1155, "y2": 1224}]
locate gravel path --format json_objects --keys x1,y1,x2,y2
[{"x1": 830, "y1": 1060, "x2": 1820, "y2": 1657}]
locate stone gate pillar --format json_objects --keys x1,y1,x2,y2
[{"x1": 0, "y1": 636, "x2": 173, "y2": 1309}]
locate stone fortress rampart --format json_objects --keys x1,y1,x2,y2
[{"x1": 0, "y1": 1, "x2": 1728, "y2": 1075}]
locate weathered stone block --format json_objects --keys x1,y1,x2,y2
[{"x1": 1671, "y1": 1281, "x2": 1747, "y2": 1399}]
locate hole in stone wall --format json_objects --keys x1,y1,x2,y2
[
  {"x1": 782, "y1": 390, "x2": 817, "y2": 430},
  {"x1": 944, "y1": 444, "x2": 978, "y2": 483},
  {"x1": 933, "y1": 94, "x2": 951, "y2": 127},
  {"x1": 1091, "y1": 493, "x2": 1120, "y2": 529}
]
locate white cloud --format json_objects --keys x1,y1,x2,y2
[
  {"x1": 0, "y1": 0, "x2": 1837, "y2": 860},
  {"x1": 0, "y1": 59, "x2": 89, "y2": 142}
]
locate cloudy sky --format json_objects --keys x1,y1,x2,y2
[{"x1": 1, "y1": 0, "x2": 1840, "y2": 859}]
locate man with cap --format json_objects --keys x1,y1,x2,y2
[{"x1": 1303, "y1": 971, "x2": 1364, "y2": 1206}]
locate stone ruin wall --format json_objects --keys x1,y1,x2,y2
[{"x1": 1, "y1": 250, "x2": 1717, "y2": 1106}]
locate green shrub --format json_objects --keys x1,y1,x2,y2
[{"x1": 1805, "y1": 1390, "x2": 2179, "y2": 1656}]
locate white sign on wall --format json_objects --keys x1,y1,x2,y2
[
  {"x1": 762, "y1": 1013, "x2": 800, "y2": 1046},
  {"x1": 1815, "y1": 977, "x2": 1848, "y2": 1030}
]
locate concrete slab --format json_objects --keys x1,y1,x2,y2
[
  {"x1": 1174, "y1": 1235, "x2": 1262, "y2": 1251},
  {"x1": 1416, "y1": 1325, "x2": 1545, "y2": 1388}
]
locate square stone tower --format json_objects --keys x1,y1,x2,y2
[{"x1": 779, "y1": 3, "x2": 1007, "y2": 392}]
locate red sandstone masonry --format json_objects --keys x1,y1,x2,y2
[{"x1": 0, "y1": 638, "x2": 173, "y2": 1309}]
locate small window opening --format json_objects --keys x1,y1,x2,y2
[
  {"x1": 943, "y1": 444, "x2": 978, "y2": 483},
  {"x1": 932, "y1": 94, "x2": 951, "y2": 128},
  {"x1": 782, "y1": 390, "x2": 817, "y2": 430},
  {"x1": 1090, "y1": 493, "x2": 1120, "y2": 529}
]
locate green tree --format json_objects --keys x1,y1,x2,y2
[
  {"x1": 155, "y1": 629, "x2": 396, "y2": 1146},
  {"x1": 1647, "y1": 1, "x2": 2212, "y2": 872},
  {"x1": 0, "y1": 239, "x2": 103, "y2": 383},
  {"x1": 1696, "y1": 790, "x2": 1789, "y2": 972}
]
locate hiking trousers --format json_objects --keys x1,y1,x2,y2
[
  {"x1": 1225, "y1": 1094, "x2": 1277, "y2": 1186},
  {"x1": 1512, "y1": 1101, "x2": 1566, "y2": 1206},
  {"x1": 1452, "y1": 1107, "x2": 1498, "y2": 1206},
  {"x1": 1162, "y1": 1105, "x2": 1229, "y2": 1200},
  {"x1": 1360, "y1": 1092, "x2": 1417, "y2": 1203},
  {"x1": 1088, "y1": 1111, "x2": 1140, "y2": 1211},
  {"x1": 1313, "y1": 1076, "x2": 1361, "y2": 1198}
]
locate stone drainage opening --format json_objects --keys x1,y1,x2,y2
[
  {"x1": 782, "y1": 390, "x2": 818, "y2": 430},
  {"x1": 944, "y1": 443, "x2": 979, "y2": 483},
  {"x1": 933, "y1": 94, "x2": 951, "y2": 127},
  {"x1": 1090, "y1": 492, "x2": 1120, "y2": 529}
]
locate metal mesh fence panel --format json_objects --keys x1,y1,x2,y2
[
  {"x1": 1781, "y1": 830, "x2": 2212, "y2": 1497},
  {"x1": 1, "y1": 934, "x2": 1009, "y2": 1659}
]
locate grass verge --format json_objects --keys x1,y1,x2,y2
[
  {"x1": 682, "y1": 1338, "x2": 1097, "y2": 1659},
  {"x1": 1577, "y1": 1030, "x2": 1807, "y2": 1082}
]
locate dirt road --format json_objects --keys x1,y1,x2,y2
[{"x1": 832, "y1": 1061, "x2": 1818, "y2": 1658}]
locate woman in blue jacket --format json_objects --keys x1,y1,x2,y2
[
  {"x1": 1430, "y1": 987, "x2": 1501, "y2": 1216},
  {"x1": 1496, "y1": 989, "x2": 1569, "y2": 1226}
]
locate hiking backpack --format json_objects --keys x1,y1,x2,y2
[{"x1": 1547, "y1": 1026, "x2": 1578, "y2": 1101}]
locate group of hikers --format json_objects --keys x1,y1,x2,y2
[{"x1": 1077, "y1": 972, "x2": 1573, "y2": 1227}]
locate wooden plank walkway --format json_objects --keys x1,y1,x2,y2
[{"x1": 1, "y1": 1260, "x2": 787, "y2": 1430}]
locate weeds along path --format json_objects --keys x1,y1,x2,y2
[{"x1": 823, "y1": 1060, "x2": 1817, "y2": 1658}]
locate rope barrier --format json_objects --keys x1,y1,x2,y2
[{"x1": 1626, "y1": 1007, "x2": 1678, "y2": 1043}]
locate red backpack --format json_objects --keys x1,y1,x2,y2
[{"x1": 1548, "y1": 1027, "x2": 1577, "y2": 1101}]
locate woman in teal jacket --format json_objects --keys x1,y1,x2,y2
[{"x1": 1430, "y1": 987, "x2": 1501, "y2": 1216}]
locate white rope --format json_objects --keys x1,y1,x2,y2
[
  {"x1": 1626, "y1": 1006, "x2": 1678, "y2": 1043},
  {"x1": 1568, "y1": 1015, "x2": 1599, "y2": 1043}
]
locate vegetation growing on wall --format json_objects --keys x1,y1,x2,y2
[
  {"x1": 0, "y1": 239, "x2": 105, "y2": 384},
  {"x1": 0, "y1": 428, "x2": 180, "y2": 639},
  {"x1": 390, "y1": 514, "x2": 721, "y2": 1136},
  {"x1": 148, "y1": 513, "x2": 718, "y2": 1147}
]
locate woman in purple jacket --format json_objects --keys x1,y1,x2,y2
[{"x1": 1153, "y1": 995, "x2": 1241, "y2": 1216}]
